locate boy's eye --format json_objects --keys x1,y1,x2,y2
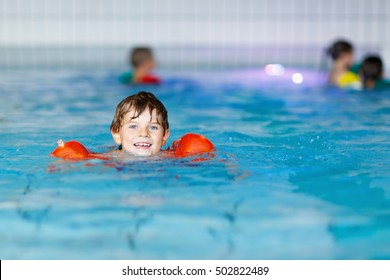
[
  {"x1": 129, "y1": 124, "x2": 138, "y2": 129},
  {"x1": 149, "y1": 125, "x2": 159, "y2": 130}
]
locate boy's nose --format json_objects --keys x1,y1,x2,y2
[{"x1": 138, "y1": 127, "x2": 150, "y2": 137}]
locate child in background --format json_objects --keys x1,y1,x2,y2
[
  {"x1": 327, "y1": 39, "x2": 360, "y2": 88},
  {"x1": 360, "y1": 55, "x2": 390, "y2": 90},
  {"x1": 119, "y1": 47, "x2": 161, "y2": 85}
]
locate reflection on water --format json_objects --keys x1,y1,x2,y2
[{"x1": 0, "y1": 68, "x2": 389, "y2": 259}]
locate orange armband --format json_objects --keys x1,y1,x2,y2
[
  {"x1": 51, "y1": 140, "x2": 106, "y2": 160},
  {"x1": 171, "y1": 133, "x2": 215, "y2": 157}
]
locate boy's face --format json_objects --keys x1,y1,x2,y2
[
  {"x1": 142, "y1": 59, "x2": 156, "y2": 71},
  {"x1": 111, "y1": 108, "x2": 169, "y2": 156}
]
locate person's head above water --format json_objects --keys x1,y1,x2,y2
[
  {"x1": 130, "y1": 47, "x2": 156, "y2": 71},
  {"x1": 360, "y1": 55, "x2": 384, "y2": 89},
  {"x1": 110, "y1": 91, "x2": 170, "y2": 156},
  {"x1": 327, "y1": 39, "x2": 354, "y2": 67}
]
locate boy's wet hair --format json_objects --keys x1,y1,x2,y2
[
  {"x1": 130, "y1": 47, "x2": 154, "y2": 67},
  {"x1": 327, "y1": 40, "x2": 353, "y2": 60},
  {"x1": 110, "y1": 91, "x2": 169, "y2": 133},
  {"x1": 360, "y1": 55, "x2": 383, "y2": 87}
]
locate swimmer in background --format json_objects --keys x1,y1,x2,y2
[
  {"x1": 360, "y1": 55, "x2": 390, "y2": 90},
  {"x1": 327, "y1": 39, "x2": 360, "y2": 88},
  {"x1": 119, "y1": 47, "x2": 161, "y2": 85}
]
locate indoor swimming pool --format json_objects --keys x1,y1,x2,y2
[{"x1": 0, "y1": 67, "x2": 389, "y2": 259}]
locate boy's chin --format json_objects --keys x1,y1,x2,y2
[{"x1": 126, "y1": 148, "x2": 158, "y2": 157}]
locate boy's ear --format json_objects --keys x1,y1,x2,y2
[
  {"x1": 111, "y1": 130, "x2": 122, "y2": 145},
  {"x1": 162, "y1": 129, "x2": 170, "y2": 146}
]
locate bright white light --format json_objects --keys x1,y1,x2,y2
[
  {"x1": 292, "y1": 73, "x2": 303, "y2": 84},
  {"x1": 264, "y1": 64, "x2": 285, "y2": 76}
]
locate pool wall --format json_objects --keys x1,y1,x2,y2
[{"x1": 0, "y1": 0, "x2": 389, "y2": 72}]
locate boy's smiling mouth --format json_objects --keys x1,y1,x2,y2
[{"x1": 134, "y1": 142, "x2": 152, "y2": 148}]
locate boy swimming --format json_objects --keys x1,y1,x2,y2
[
  {"x1": 118, "y1": 47, "x2": 161, "y2": 85},
  {"x1": 110, "y1": 91, "x2": 170, "y2": 156},
  {"x1": 52, "y1": 91, "x2": 214, "y2": 160}
]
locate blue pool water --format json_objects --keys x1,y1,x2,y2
[{"x1": 1, "y1": 68, "x2": 389, "y2": 259}]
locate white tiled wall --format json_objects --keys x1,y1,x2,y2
[{"x1": 0, "y1": 0, "x2": 389, "y2": 70}]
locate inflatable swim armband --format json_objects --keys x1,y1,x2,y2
[
  {"x1": 171, "y1": 133, "x2": 214, "y2": 157},
  {"x1": 52, "y1": 140, "x2": 106, "y2": 160},
  {"x1": 140, "y1": 75, "x2": 161, "y2": 85},
  {"x1": 118, "y1": 72, "x2": 133, "y2": 84}
]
